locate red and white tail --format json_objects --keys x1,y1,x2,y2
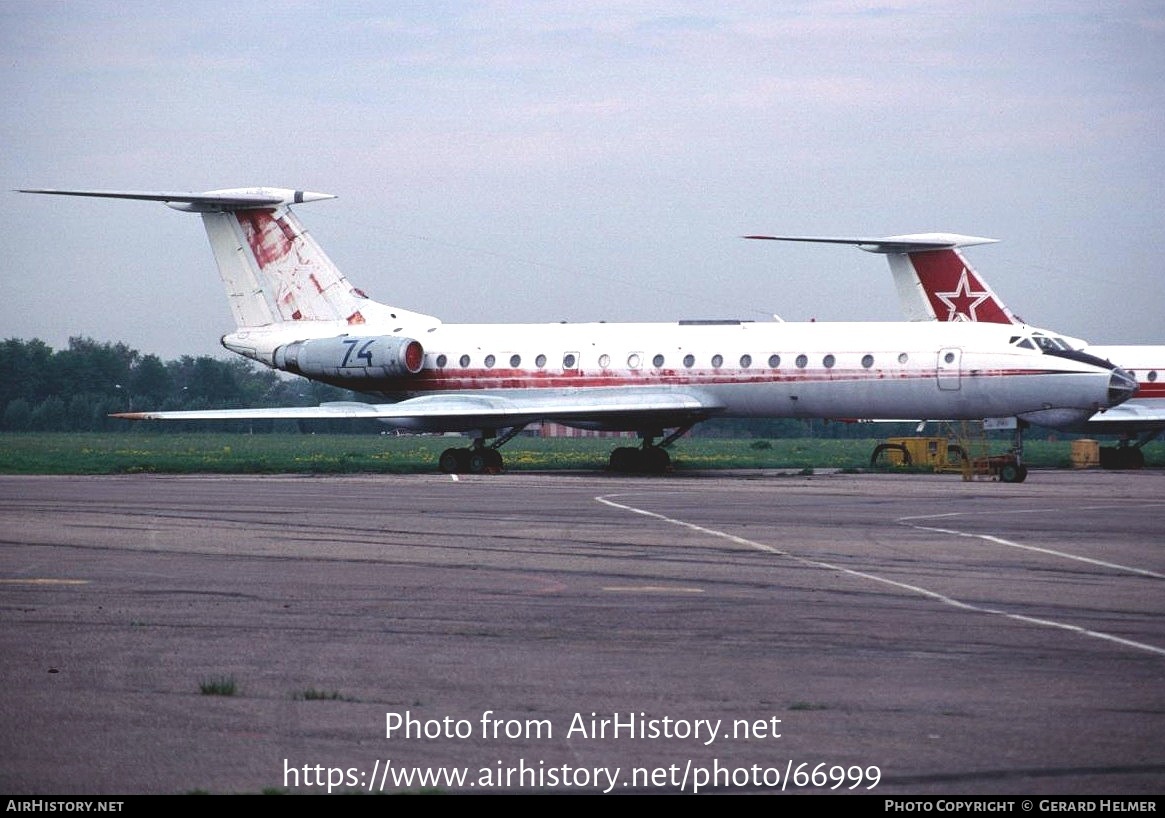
[
  {"x1": 745, "y1": 232, "x2": 1021, "y2": 324},
  {"x1": 18, "y1": 187, "x2": 437, "y2": 332},
  {"x1": 200, "y1": 197, "x2": 368, "y2": 327}
]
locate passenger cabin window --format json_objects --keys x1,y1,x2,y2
[
  {"x1": 683, "y1": 354, "x2": 695, "y2": 368},
  {"x1": 563, "y1": 353, "x2": 577, "y2": 368},
  {"x1": 795, "y1": 354, "x2": 808, "y2": 368},
  {"x1": 768, "y1": 354, "x2": 780, "y2": 368},
  {"x1": 484, "y1": 354, "x2": 496, "y2": 368},
  {"x1": 711, "y1": 354, "x2": 723, "y2": 368},
  {"x1": 653, "y1": 354, "x2": 665, "y2": 367},
  {"x1": 436, "y1": 354, "x2": 447, "y2": 368},
  {"x1": 861, "y1": 354, "x2": 874, "y2": 369},
  {"x1": 535, "y1": 354, "x2": 547, "y2": 368},
  {"x1": 510, "y1": 354, "x2": 521, "y2": 367},
  {"x1": 740, "y1": 354, "x2": 752, "y2": 369},
  {"x1": 823, "y1": 354, "x2": 835, "y2": 368},
  {"x1": 459, "y1": 354, "x2": 471, "y2": 368}
]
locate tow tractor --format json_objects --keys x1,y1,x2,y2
[{"x1": 869, "y1": 420, "x2": 1029, "y2": 482}]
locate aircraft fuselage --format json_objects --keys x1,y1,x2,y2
[{"x1": 223, "y1": 318, "x2": 1124, "y2": 431}]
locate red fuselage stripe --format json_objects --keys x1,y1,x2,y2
[{"x1": 350, "y1": 366, "x2": 1066, "y2": 394}]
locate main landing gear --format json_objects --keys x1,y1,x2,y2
[
  {"x1": 438, "y1": 426, "x2": 525, "y2": 474},
  {"x1": 1099, "y1": 446, "x2": 1145, "y2": 469},
  {"x1": 436, "y1": 423, "x2": 695, "y2": 476},
  {"x1": 608, "y1": 444, "x2": 670, "y2": 473},
  {"x1": 606, "y1": 424, "x2": 693, "y2": 474},
  {"x1": 1098, "y1": 433, "x2": 1158, "y2": 469},
  {"x1": 438, "y1": 445, "x2": 502, "y2": 474}
]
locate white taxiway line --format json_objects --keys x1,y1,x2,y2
[
  {"x1": 595, "y1": 494, "x2": 1165, "y2": 658},
  {"x1": 896, "y1": 512, "x2": 1165, "y2": 580}
]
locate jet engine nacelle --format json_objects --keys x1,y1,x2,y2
[{"x1": 273, "y1": 336, "x2": 425, "y2": 380}]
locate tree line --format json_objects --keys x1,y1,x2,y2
[{"x1": 0, "y1": 337, "x2": 368, "y2": 433}]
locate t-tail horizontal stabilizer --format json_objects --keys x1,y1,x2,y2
[
  {"x1": 19, "y1": 186, "x2": 437, "y2": 337},
  {"x1": 743, "y1": 233, "x2": 998, "y2": 253},
  {"x1": 18, "y1": 187, "x2": 335, "y2": 212},
  {"x1": 744, "y1": 232, "x2": 1017, "y2": 324}
]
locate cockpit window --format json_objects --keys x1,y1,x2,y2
[{"x1": 1030, "y1": 334, "x2": 1074, "y2": 352}]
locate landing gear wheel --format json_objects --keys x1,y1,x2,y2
[
  {"x1": 463, "y1": 448, "x2": 503, "y2": 474},
  {"x1": 484, "y1": 449, "x2": 503, "y2": 471},
  {"x1": 439, "y1": 448, "x2": 467, "y2": 474},
  {"x1": 641, "y1": 447, "x2": 671, "y2": 474},
  {"x1": 1100, "y1": 447, "x2": 1144, "y2": 469},
  {"x1": 468, "y1": 449, "x2": 489, "y2": 474},
  {"x1": 609, "y1": 446, "x2": 641, "y2": 473},
  {"x1": 439, "y1": 437, "x2": 508, "y2": 475}
]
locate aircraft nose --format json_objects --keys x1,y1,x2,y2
[{"x1": 1107, "y1": 368, "x2": 1138, "y2": 407}]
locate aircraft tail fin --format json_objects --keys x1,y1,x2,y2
[
  {"x1": 745, "y1": 232, "x2": 1021, "y2": 324},
  {"x1": 201, "y1": 196, "x2": 368, "y2": 328},
  {"x1": 18, "y1": 187, "x2": 423, "y2": 331}
]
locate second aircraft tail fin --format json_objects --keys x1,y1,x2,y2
[{"x1": 745, "y1": 232, "x2": 1021, "y2": 325}]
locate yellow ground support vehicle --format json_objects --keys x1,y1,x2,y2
[
  {"x1": 869, "y1": 437, "x2": 958, "y2": 468},
  {"x1": 870, "y1": 435, "x2": 1027, "y2": 482}
]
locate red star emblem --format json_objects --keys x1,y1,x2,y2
[{"x1": 934, "y1": 268, "x2": 991, "y2": 321}]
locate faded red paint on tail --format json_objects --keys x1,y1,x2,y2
[
  {"x1": 908, "y1": 249, "x2": 1015, "y2": 324},
  {"x1": 236, "y1": 210, "x2": 297, "y2": 267},
  {"x1": 229, "y1": 207, "x2": 363, "y2": 323}
]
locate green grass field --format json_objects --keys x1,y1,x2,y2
[{"x1": 1, "y1": 432, "x2": 1159, "y2": 474}]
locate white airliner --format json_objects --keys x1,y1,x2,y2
[
  {"x1": 747, "y1": 233, "x2": 1163, "y2": 468},
  {"x1": 20, "y1": 188, "x2": 1136, "y2": 476}
]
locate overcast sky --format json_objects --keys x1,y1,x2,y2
[{"x1": 3, "y1": 1, "x2": 1162, "y2": 359}]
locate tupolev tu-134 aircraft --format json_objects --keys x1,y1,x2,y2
[{"x1": 20, "y1": 187, "x2": 1137, "y2": 475}]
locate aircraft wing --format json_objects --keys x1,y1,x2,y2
[
  {"x1": 112, "y1": 388, "x2": 724, "y2": 432},
  {"x1": 1082, "y1": 401, "x2": 1165, "y2": 429}
]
